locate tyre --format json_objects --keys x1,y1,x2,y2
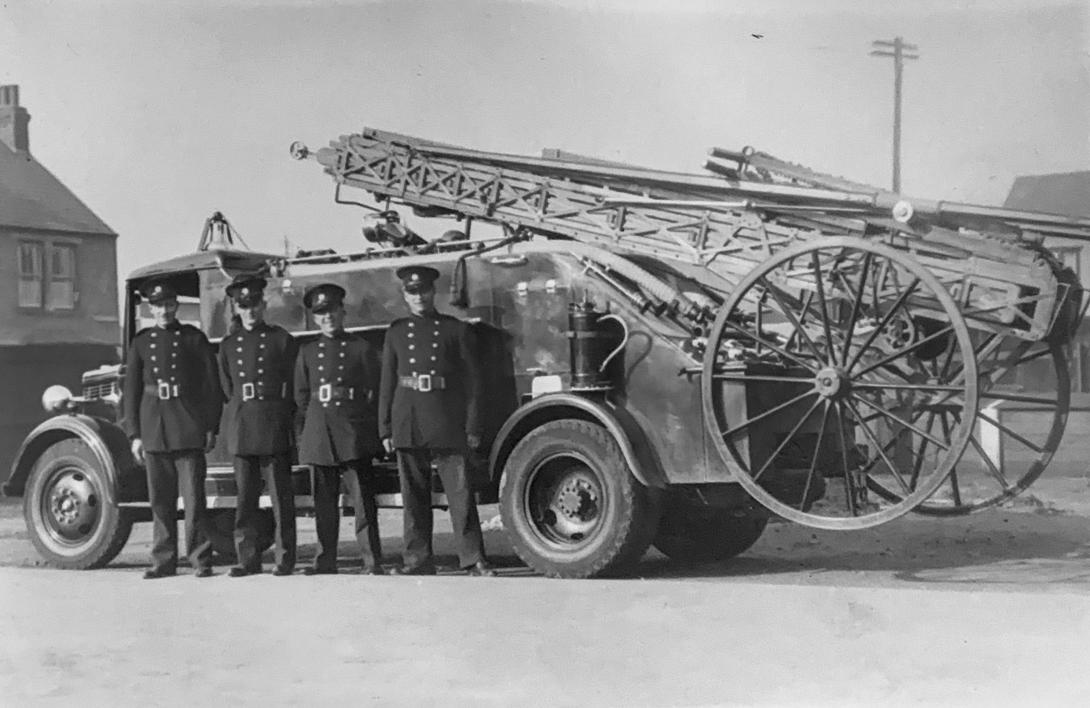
[
  {"x1": 653, "y1": 500, "x2": 767, "y2": 563},
  {"x1": 23, "y1": 438, "x2": 132, "y2": 569},
  {"x1": 499, "y1": 419, "x2": 661, "y2": 578},
  {"x1": 206, "y1": 508, "x2": 275, "y2": 562}
]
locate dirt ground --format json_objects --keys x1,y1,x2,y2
[{"x1": 2, "y1": 474, "x2": 1090, "y2": 706}]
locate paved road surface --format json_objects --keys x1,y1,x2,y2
[{"x1": 2, "y1": 477, "x2": 1090, "y2": 705}]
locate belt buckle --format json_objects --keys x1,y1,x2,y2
[
  {"x1": 417, "y1": 374, "x2": 432, "y2": 392},
  {"x1": 347, "y1": 387, "x2": 355, "y2": 401},
  {"x1": 157, "y1": 381, "x2": 172, "y2": 400},
  {"x1": 318, "y1": 383, "x2": 332, "y2": 403},
  {"x1": 241, "y1": 382, "x2": 256, "y2": 401}
]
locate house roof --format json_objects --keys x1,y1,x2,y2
[
  {"x1": 0, "y1": 142, "x2": 115, "y2": 235},
  {"x1": 1004, "y1": 171, "x2": 1090, "y2": 219}
]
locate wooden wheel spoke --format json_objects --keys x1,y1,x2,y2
[
  {"x1": 720, "y1": 319, "x2": 818, "y2": 373},
  {"x1": 809, "y1": 250, "x2": 837, "y2": 364},
  {"x1": 977, "y1": 412, "x2": 1046, "y2": 453},
  {"x1": 966, "y1": 433, "x2": 1013, "y2": 491},
  {"x1": 846, "y1": 277, "x2": 922, "y2": 372},
  {"x1": 712, "y1": 372, "x2": 815, "y2": 384},
  {"x1": 760, "y1": 279, "x2": 827, "y2": 363},
  {"x1": 938, "y1": 415, "x2": 962, "y2": 506},
  {"x1": 834, "y1": 401, "x2": 858, "y2": 517},
  {"x1": 784, "y1": 290, "x2": 816, "y2": 350},
  {"x1": 980, "y1": 390, "x2": 1061, "y2": 406},
  {"x1": 845, "y1": 398, "x2": 912, "y2": 494},
  {"x1": 853, "y1": 324, "x2": 956, "y2": 379},
  {"x1": 849, "y1": 394, "x2": 952, "y2": 451},
  {"x1": 852, "y1": 381, "x2": 966, "y2": 393},
  {"x1": 750, "y1": 397, "x2": 824, "y2": 483},
  {"x1": 831, "y1": 252, "x2": 873, "y2": 367},
  {"x1": 797, "y1": 401, "x2": 832, "y2": 511},
  {"x1": 721, "y1": 390, "x2": 817, "y2": 438},
  {"x1": 909, "y1": 411, "x2": 937, "y2": 490}
]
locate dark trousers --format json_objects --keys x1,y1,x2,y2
[
  {"x1": 145, "y1": 450, "x2": 212, "y2": 573},
  {"x1": 312, "y1": 460, "x2": 382, "y2": 571},
  {"x1": 397, "y1": 448, "x2": 485, "y2": 569},
  {"x1": 233, "y1": 453, "x2": 296, "y2": 570}
]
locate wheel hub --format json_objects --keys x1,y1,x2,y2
[
  {"x1": 814, "y1": 366, "x2": 849, "y2": 399},
  {"x1": 556, "y1": 479, "x2": 598, "y2": 521},
  {"x1": 46, "y1": 470, "x2": 99, "y2": 540}
]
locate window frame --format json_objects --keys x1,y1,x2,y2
[{"x1": 16, "y1": 240, "x2": 45, "y2": 309}]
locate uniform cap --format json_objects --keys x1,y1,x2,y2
[
  {"x1": 303, "y1": 283, "x2": 347, "y2": 313},
  {"x1": 225, "y1": 274, "x2": 267, "y2": 308},
  {"x1": 395, "y1": 265, "x2": 440, "y2": 293},
  {"x1": 139, "y1": 279, "x2": 178, "y2": 304}
]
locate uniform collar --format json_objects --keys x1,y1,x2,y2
[
  {"x1": 320, "y1": 328, "x2": 348, "y2": 340},
  {"x1": 240, "y1": 320, "x2": 268, "y2": 334},
  {"x1": 156, "y1": 320, "x2": 182, "y2": 331},
  {"x1": 410, "y1": 310, "x2": 441, "y2": 321}
]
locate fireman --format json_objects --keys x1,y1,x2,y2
[
  {"x1": 217, "y1": 274, "x2": 298, "y2": 577},
  {"x1": 122, "y1": 278, "x2": 221, "y2": 579},
  {"x1": 294, "y1": 283, "x2": 385, "y2": 575},
  {"x1": 378, "y1": 266, "x2": 495, "y2": 577}
]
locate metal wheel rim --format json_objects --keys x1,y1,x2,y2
[
  {"x1": 521, "y1": 453, "x2": 606, "y2": 549},
  {"x1": 38, "y1": 463, "x2": 102, "y2": 547},
  {"x1": 701, "y1": 236, "x2": 979, "y2": 530}
]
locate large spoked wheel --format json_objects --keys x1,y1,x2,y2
[
  {"x1": 23, "y1": 438, "x2": 132, "y2": 569},
  {"x1": 499, "y1": 419, "x2": 661, "y2": 578},
  {"x1": 898, "y1": 338, "x2": 1070, "y2": 515},
  {"x1": 701, "y1": 237, "x2": 978, "y2": 530}
]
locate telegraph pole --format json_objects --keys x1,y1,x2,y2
[{"x1": 870, "y1": 37, "x2": 919, "y2": 193}]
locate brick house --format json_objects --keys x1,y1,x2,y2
[{"x1": 0, "y1": 85, "x2": 119, "y2": 474}]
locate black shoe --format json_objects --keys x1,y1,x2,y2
[
  {"x1": 228, "y1": 566, "x2": 254, "y2": 578},
  {"x1": 464, "y1": 561, "x2": 496, "y2": 577},
  {"x1": 272, "y1": 565, "x2": 294, "y2": 577},
  {"x1": 361, "y1": 565, "x2": 387, "y2": 576},
  {"x1": 302, "y1": 566, "x2": 336, "y2": 576},
  {"x1": 194, "y1": 567, "x2": 213, "y2": 578},
  {"x1": 390, "y1": 564, "x2": 436, "y2": 576},
  {"x1": 142, "y1": 568, "x2": 175, "y2": 580}
]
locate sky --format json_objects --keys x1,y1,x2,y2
[{"x1": 1, "y1": 0, "x2": 1088, "y2": 282}]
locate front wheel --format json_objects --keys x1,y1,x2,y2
[
  {"x1": 499, "y1": 419, "x2": 660, "y2": 578},
  {"x1": 23, "y1": 438, "x2": 132, "y2": 569}
]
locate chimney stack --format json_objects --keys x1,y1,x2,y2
[{"x1": 0, "y1": 85, "x2": 31, "y2": 153}]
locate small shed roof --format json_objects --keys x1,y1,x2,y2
[{"x1": 1004, "y1": 171, "x2": 1090, "y2": 219}]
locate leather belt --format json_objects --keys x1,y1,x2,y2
[
  {"x1": 399, "y1": 374, "x2": 447, "y2": 392},
  {"x1": 240, "y1": 382, "x2": 288, "y2": 401},
  {"x1": 145, "y1": 382, "x2": 180, "y2": 400},
  {"x1": 313, "y1": 384, "x2": 362, "y2": 403}
]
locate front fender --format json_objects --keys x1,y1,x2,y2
[
  {"x1": 2, "y1": 414, "x2": 134, "y2": 500},
  {"x1": 489, "y1": 393, "x2": 668, "y2": 489}
]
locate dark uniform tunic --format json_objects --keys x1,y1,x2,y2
[
  {"x1": 295, "y1": 330, "x2": 383, "y2": 570},
  {"x1": 122, "y1": 321, "x2": 222, "y2": 574},
  {"x1": 378, "y1": 313, "x2": 480, "y2": 449},
  {"x1": 378, "y1": 312, "x2": 485, "y2": 570},
  {"x1": 217, "y1": 321, "x2": 298, "y2": 570}
]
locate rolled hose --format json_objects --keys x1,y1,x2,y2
[{"x1": 561, "y1": 242, "x2": 702, "y2": 318}]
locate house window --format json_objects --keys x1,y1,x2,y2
[
  {"x1": 17, "y1": 241, "x2": 44, "y2": 308},
  {"x1": 48, "y1": 243, "x2": 77, "y2": 310}
]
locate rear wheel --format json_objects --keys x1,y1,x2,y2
[
  {"x1": 499, "y1": 419, "x2": 660, "y2": 578},
  {"x1": 653, "y1": 502, "x2": 767, "y2": 563},
  {"x1": 23, "y1": 438, "x2": 132, "y2": 569}
]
